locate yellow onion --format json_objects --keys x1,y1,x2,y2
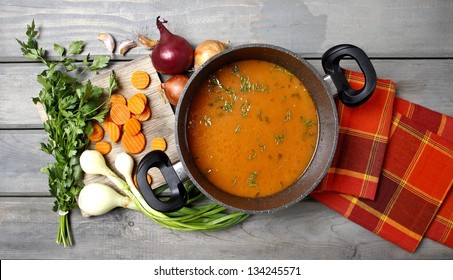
[
  {"x1": 194, "y1": 40, "x2": 228, "y2": 69},
  {"x1": 160, "y1": 74, "x2": 189, "y2": 105}
]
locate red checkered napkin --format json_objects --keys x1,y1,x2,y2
[
  {"x1": 311, "y1": 70, "x2": 453, "y2": 252},
  {"x1": 394, "y1": 98, "x2": 453, "y2": 249},
  {"x1": 312, "y1": 70, "x2": 395, "y2": 199}
]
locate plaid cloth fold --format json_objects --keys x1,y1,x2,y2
[
  {"x1": 312, "y1": 70, "x2": 395, "y2": 199},
  {"x1": 311, "y1": 70, "x2": 453, "y2": 252},
  {"x1": 394, "y1": 98, "x2": 453, "y2": 249}
]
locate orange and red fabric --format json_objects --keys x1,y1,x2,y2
[
  {"x1": 311, "y1": 69, "x2": 453, "y2": 252},
  {"x1": 312, "y1": 70, "x2": 395, "y2": 199}
]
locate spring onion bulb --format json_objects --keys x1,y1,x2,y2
[
  {"x1": 114, "y1": 152, "x2": 160, "y2": 214},
  {"x1": 114, "y1": 152, "x2": 135, "y2": 187},
  {"x1": 78, "y1": 183, "x2": 138, "y2": 217}
]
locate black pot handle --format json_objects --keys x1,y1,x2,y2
[
  {"x1": 321, "y1": 44, "x2": 377, "y2": 107},
  {"x1": 136, "y1": 150, "x2": 187, "y2": 212}
]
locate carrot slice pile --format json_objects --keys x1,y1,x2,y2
[
  {"x1": 87, "y1": 71, "x2": 155, "y2": 155},
  {"x1": 131, "y1": 71, "x2": 151, "y2": 90}
]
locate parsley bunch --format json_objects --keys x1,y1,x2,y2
[{"x1": 17, "y1": 21, "x2": 117, "y2": 247}]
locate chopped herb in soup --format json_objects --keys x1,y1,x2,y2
[{"x1": 187, "y1": 60, "x2": 318, "y2": 198}]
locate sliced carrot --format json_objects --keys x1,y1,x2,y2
[
  {"x1": 151, "y1": 137, "x2": 167, "y2": 151},
  {"x1": 110, "y1": 94, "x2": 127, "y2": 105},
  {"x1": 104, "y1": 116, "x2": 123, "y2": 130},
  {"x1": 110, "y1": 103, "x2": 131, "y2": 125},
  {"x1": 127, "y1": 95, "x2": 145, "y2": 114},
  {"x1": 124, "y1": 117, "x2": 141, "y2": 135},
  {"x1": 121, "y1": 131, "x2": 146, "y2": 154},
  {"x1": 89, "y1": 122, "x2": 104, "y2": 142},
  {"x1": 95, "y1": 141, "x2": 112, "y2": 155},
  {"x1": 131, "y1": 71, "x2": 151, "y2": 90},
  {"x1": 133, "y1": 173, "x2": 152, "y2": 188},
  {"x1": 133, "y1": 93, "x2": 148, "y2": 105},
  {"x1": 134, "y1": 105, "x2": 152, "y2": 121},
  {"x1": 103, "y1": 120, "x2": 121, "y2": 143}
]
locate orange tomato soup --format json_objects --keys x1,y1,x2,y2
[{"x1": 187, "y1": 60, "x2": 318, "y2": 198}]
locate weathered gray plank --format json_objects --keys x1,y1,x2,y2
[
  {"x1": 0, "y1": 61, "x2": 127, "y2": 128},
  {"x1": 0, "y1": 197, "x2": 451, "y2": 259},
  {"x1": 2, "y1": 0, "x2": 452, "y2": 60},
  {"x1": 0, "y1": 130, "x2": 51, "y2": 195},
  {"x1": 1, "y1": 59, "x2": 451, "y2": 128}
]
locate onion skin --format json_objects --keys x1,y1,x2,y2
[
  {"x1": 151, "y1": 16, "x2": 194, "y2": 75},
  {"x1": 161, "y1": 75, "x2": 189, "y2": 106},
  {"x1": 194, "y1": 40, "x2": 228, "y2": 69}
]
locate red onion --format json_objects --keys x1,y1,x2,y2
[
  {"x1": 160, "y1": 75, "x2": 189, "y2": 106},
  {"x1": 151, "y1": 16, "x2": 194, "y2": 75}
]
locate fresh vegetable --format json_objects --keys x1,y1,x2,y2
[
  {"x1": 124, "y1": 117, "x2": 141, "y2": 135},
  {"x1": 94, "y1": 90, "x2": 152, "y2": 154},
  {"x1": 110, "y1": 103, "x2": 131, "y2": 125},
  {"x1": 96, "y1": 92, "x2": 151, "y2": 153},
  {"x1": 79, "y1": 150, "x2": 249, "y2": 231},
  {"x1": 121, "y1": 131, "x2": 146, "y2": 154},
  {"x1": 151, "y1": 137, "x2": 167, "y2": 151},
  {"x1": 103, "y1": 119, "x2": 121, "y2": 142},
  {"x1": 118, "y1": 40, "x2": 137, "y2": 56},
  {"x1": 78, "y1": 183, "x2": 138, "y2": 217},
  {"x1": 17, "y1": 21, "x2": 117, "y2": 247},
  {"x1": 160, "y1": 74, "x2": 189, "y2": 105},
  {"x1": 114, "y1": 152, "x2": 138, "y2": 188},
  {"x1": 136, "y1": 33, "x2": 159, "y2": 49},
  {"x1": 95, "y1": 141, "x2": 112, "y2": 155},
  {"x1": 134, "y1": 105, "x2": 152, "y2": 121},
  {"x1": 110, "y1": 93, "x2": 127, "y2": 105},
  {"x1": 88, "y1": 123, "x2": 105, "y2": 142},
  {"x1": 133, "y1": 173, "x2": 153, "y2": 188},
  {"x1": 127, "y1": 95, "x2": 146, "y2": 114},
  {"x1": 134, "y1": 93, "x2": 148, "y2": 105},
  {"x1": 131, "y1": 70, "x2": 151, "y2": 89},
  {"x1": 151, "y1": 16, "x2": 194, "y2": 75},
  {"x1": 97, "y1": 32, "x2": 116, "y2": 55},
  {"x1": 194, "y1": 40, "x2": 228, "y2": 69}
]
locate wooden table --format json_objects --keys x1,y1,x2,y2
[{"x1": 1, "y1": 0, "x2": 452, "y2": 259}]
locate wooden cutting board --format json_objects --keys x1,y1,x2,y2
[{"x1": 36, "y1": 55, "x2": 179, "y2": 189}]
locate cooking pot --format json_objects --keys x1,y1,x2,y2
[{"x1": 136, "y1": 44, "x2": 376, "y2": 213}]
